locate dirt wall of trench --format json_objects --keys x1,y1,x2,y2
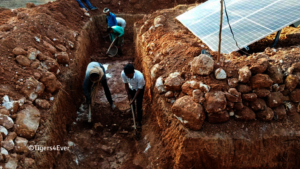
[
  {"x1": 34, "y1": 19, "x2": 99, "y2": 168},
  {"x1": 134, "y1": 4, "x2": 300, "y2": 169}
]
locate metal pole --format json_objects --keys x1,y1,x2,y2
[{"x1": 218, "y1": 0, "x2": 224, "y2": 62}]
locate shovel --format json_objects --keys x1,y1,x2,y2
[
  {"x1": 130, "y1": 103, "x2": 140, "y2": 140},
  {"x1": 106, "y1": 37, "x2": 118, "y2": 55}
]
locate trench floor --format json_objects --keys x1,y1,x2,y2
[{"x1": 56, "y1": 39, "x2": 160, "y2": 169}]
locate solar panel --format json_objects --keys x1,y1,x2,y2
[{"x1": 176, "y1": 0, "x2": 300, "y2": 54}]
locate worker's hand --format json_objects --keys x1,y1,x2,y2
[{"x1": 129, "y1": 100, "x2": 134, "y2": 105}]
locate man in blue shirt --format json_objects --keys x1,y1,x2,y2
[
  {"x1": 103, "y1": 8, "x2": 118, "y2": 42},
  {"x1": 83, "y1": 62, "x2": 115, "y2": 110},
  {"x1": 76, "y1": 0, "x2": 98, "y2": 11}
]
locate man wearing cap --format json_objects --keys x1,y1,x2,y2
[
  {"x1": 76, "y1": 0, "x2": 98, "y2": 11},
  {"x1": 104, "y1": 8, "x2": 117, "y2": 28},
  {"x1": 116, "y1": 17, "x2": 126, "y2": 29},
  {"x1": 107, "y1": 26, "x2": 124, "y2": 56},
  {"x1": 83, "y1": 62, "x2": 115, "y2": 110}
]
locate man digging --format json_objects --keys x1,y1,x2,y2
[
  {"x1": 107, "y1": 26, "x2": 124, "y2": 56},
  {"x1": 83, "y1": 62, "x2": 116, "y2": 122},
  {"x1": 121, "y1": 64, "x2": 145, "y2": 130}
]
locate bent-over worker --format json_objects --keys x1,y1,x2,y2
[
  {"x1": 116, "y1": 17, "x2": 126, "y2": 29},
  {"x1": 107, "y1": 26, "x2": 124, "y2": 56},
  {"x1": 83, "y1": 62, "x2": 116, "y2": 110},
  {"x1": 121, "y1": 64, "x2": 145, "y2": 129}
]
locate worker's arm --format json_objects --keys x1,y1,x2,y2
[{"x1": 130, "y1": 89, "x2": 142, "y2": 104}]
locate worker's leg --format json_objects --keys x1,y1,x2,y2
[
  {"x1": 76, "y1": 0, "x2": 88, "y2": 11},
  {"x1": 117, "y1": 36, "x2": 124, "y2": 55},
  {"x1": 100, "y1": 77, "x2": 113, "y2": 106},
  {"x1": 82, "y1": 0, "x2": 96, "y2": 9},
  {"x1": 136, "y1": 87, "x2": 145, "y2": 126}
]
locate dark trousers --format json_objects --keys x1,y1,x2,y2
[
  {"x1": 129, "y1": 87, "x2": 145, "y2": 123},
  {"x1": 100, "y1": 77, "x2": 113, "y2": 105},
  {"x1": 76, "y1": 0, "x2": 94, "y2": 10}
]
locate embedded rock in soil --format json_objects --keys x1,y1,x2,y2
[
  {"x1": 285, "y1": 75, "x2": 299, "y2": 91},
  {"x1": 267, "y1": 65, "x2": 283, "y2": 83},
  {"x1": 2, "y1": 140, "x2": 14, "y2": 151},
  {"x1": 267, "y1": 92, "x2": 284, "y2": 108},
  {"x1": 273, "y1": 105, "x2": 286, "y2": 120},
  {"x1": 215, "y1": 68, "x2": 226, "y2": 80},
  {"x1": 225, "y1": 89, "x2": 241, "y2": 103},
  {"x1": 172, "y1": 96, "x2": 205, "y2": 130},
  {"x1": 253, "y1": 89, "x2": 271, "y2": 98},
  {"x1": 228, "y1": 78, "x2": 238, "y2": 88},
  {"x1": 16, "y1": 55, "x2": 31, "y2": 67},
  {"x1": 250, "y1": 58, "x2": 269, "y2": 74},
  {"x1": 234, "y1": 102, "x2": 244, "y2": 110},
  {"x1": 5, "y1": 132, "x2": 17, "y2": 142},
  {"x1": 27, "y1": 47, "x2": 39, "y2": 60},
  {"x1": 42, "y1": 58, "x2": 60, "y2": 74},
  {"x1": 235, "y1": 106, "x2": 256, "y2": 120},
  {"x1": 56, "y1": 44, "x2": 67, "y2": 52},
  {"x1": 0, "y1": 126, "x2": 8, "y2": 137},
  {"x1": 156, "y1": 76, "x2": 166, "y2": 94},
  {"x1": 15, "y1": 137, "x2": 28, "y2": 153},
  {"x1": 191, "y1": 54, "x2": 214, "y2": 76},
  {"x1": 154, "y1": 15, "x2": 166, "y2": 26},
  {"x1": 164, "y1": 72, "x2": 184, "y2": 91},
  {"x1": 3, "y1": 157, "x2": 18, "y2": 169},
  {"x1": 1, "y1": 148, "x2": 8, "y2": 155},
  {"x1": 0, "y1": 25, "x2": 13, "y2": 32},
  {"x1": 290, "y1": 89, "x2": 300, "y2": 102},
  {"x1": 0, "y1": 115, "x2": 14, "y2": 129},
  {"x1": 192, "y1": 89, "x2": 204, "y2": 103},
  {"x1": 207, "y1": 111, "x2": 230, "y2": 123},
  {"x1": 0, "y1": 109, "x2": 9, "y2": 116},
  {"x1": 182, "y1": 81, "x2": 198, "y2": 96},
  {"x1": 39, "y1": 72, "x2": 61, "y2": 93},
  {"x1": 242, "y1": 93, "x2": 257, "y2": 102},
  {"x1": 237, "y1": 84, "x2": 252, "y2": 93},
  {"x1": 43, "y1": 41, "x2": 57, "y2": 54},
  {"x1": 31, "y1": 60, "x2": 40, "y2": 69},
  {"x1": 284, "y1": 101, "x2": 298, "y2": 115},
  {"x1": 2, "y1": 96, "x2": 19, "y2": 114},
  {"x1": 204, "y1": 91, "x2": 227, "y2": 113},
  {"x1": 35, "y1": 99, "x2": 50, "y2": 109},
  {"x1": 37, "y1": 52, "x2": 48, "y2": 61},
  {"x1": 16, "y1": 105, "x2": 40, "y2": 139},
  {"x1": 12, "y1": 47, "x2": 27, "y2": 56},
  {"x1": 56, "y1": 52, "x2": 69, "y2": 64},
  {"x1": 33, "y1": 72, "x2": 41, "y2": 80},
  {"x1": 251, "y1": 74, "x2": 273, "y2": 89},
  {"x1": 151, "y1": 64, "x2": 163, "y2": 80},
  {"x1": 165, "y1": 91, "x2": 174, "y2": 98},
  {"x1": 250, "y1": 98, "x2": 266, "y2": 111},
  {"x1": 257, "y1": 107, "x2": 274, "y2": 121},
  {"x1": 199, "y1": 82, "x2": 210, "y2": 93},
  {"x1": 238, "y1": 66, "x2": 251, "y2": 83},
  {"x1": 20, "y1": 77, "x2": 45, "y2": 101}
]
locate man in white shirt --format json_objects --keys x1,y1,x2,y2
[
  {"x1": 116, "y1": 17, "x2": 126, "y2": 29},
  {"x1": 121, "y1": 64, "x2": 145, "y2": 129}
]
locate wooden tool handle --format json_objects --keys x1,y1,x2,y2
[{"x1": 106, "y1": 37, "x2": 118, "y2": 54}]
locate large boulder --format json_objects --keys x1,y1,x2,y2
[
  {"x1": 257, "y1": 107, "x2": 274, "y2": 121},
  {"x1": 273, "y1": 105, "x2": 286, "y2": 120},
  {"x1": 253, "y1": 89, "x2": 271, "y2": 98},
  {"x1": 171, "y1": 96, "x2": 205, "y2": 130},
  {"x1": 228, "y1": 78, "x2": 238, "y2": 88},
  {"x1": 164, "y1": 72, "x2": 184, "y2": 91},
  {"x1": 42, "y1": 58, "x2": 60, "y2": 74},
  {"x1": 35, "y1": 99, "x2": 50, "y2": 109},
  {"x1": 250, "y1": 58, "x2": 269, "y2": 74},
  {"x1": 267, "y1": 92, "x2": 284, "y2": 108},
  {"x1": 43, "y1": 41, "x2": 57, "y2": 54},
  {"x1": 39, "y1": 72, "x2": 61, "y2": 93},
  {"x1": 225, "y1": 88, "x2": 241, "y2": 102},
  {"x1": 250, "y1": 98, "x2": 266, "y2": 111},
  {"x1": 250, "y1": 74, "x2": 273, "y2": 89},
  {"x1": 27, "y1": 47, "x2": 39, "y2": 60},
  {"x1": 0, "y1": 115, "x2": 14, "y2": 129},
  {"x1": 242, "y1": 93, "x2": 257, "y2": 102},
  {"x1": 155, "y1": 76, "x2": 166, "y2": 94},
  {"x1": 285, "y1": 75, "x2": 299, "y2": 91},
  {"x1": 20, "y1": 77, "x2": 45, "y2": 101},
  {"x1": 215, "y1": 68, "x2": 226, "y2": 80},
  {"x1": 204, "y1": 91, "x2": 227, "y2": 113},
  {"x1": 267, "y1": 65, "x2": 283, "y2": 83},
  {"x1": 16, "y1": 105, "x2": 40, "y2": 139},
  {"x1": 237, "y1": 85, "x2": 252, "y2": 93},
  {"x1": 192, "y1": 89, "x2": 205, "y2": 104},
  {"x1": 1, "y1": 95, "x2": 19, "y2": 114},
  {"x1": 16, "y1": 55, "x2": 31, "y2": 67},
  {"x1": 55, "y1": 52, "x2": 69, "y2": 64},
  {"x1": 235, "y1": 106, "x2": 255, "y2": 120},
  {"x1": 182, "y1": 80, "x2": 198, "y2": 96},
  {"x1": 238, "y1": 66, "x2": 251, "y2": 83},
  {"x1": 191, "y1": 54, "x2": 214, "y2": 75},
  {"x1": 207, "y1": 111, "x2": 230, "y2": 123},
  {"x1": 290, "y1": 89, "x2": 300, "y2": 102},
  {"x1": 15, "y1": 137, "x2": 29, "y2": 153}
]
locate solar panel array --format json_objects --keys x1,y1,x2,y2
[{"x1": 176, "y1": 0, "x2": 300, "y2": 54}]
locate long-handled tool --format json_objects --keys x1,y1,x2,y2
[
  {"x1": 88, "y1": 104, "x2": 92, "y2": 123},
  {"x1": 106, "y1": 37, "x2": 118, "y2": 55},
  {"x1": 130, "y1": 104, "x2": 140, "y2": 140}
]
